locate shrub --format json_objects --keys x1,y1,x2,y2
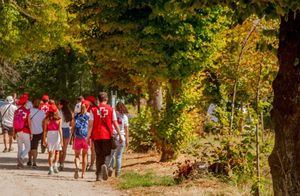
[
  {"x1": 129, "y1": 109, "x2": 155, "y2": 152},
  {"x1": 173, "y1": 160, "x2": 208, "y2": 183}
]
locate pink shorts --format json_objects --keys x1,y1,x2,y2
[{"x1": 73, "y1": 138, "x2": 89, "y2": 151}]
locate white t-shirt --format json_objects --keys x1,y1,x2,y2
[
  {"x1": 112, "y1": 112, "x2": 128, "y2": 142},
  {"x1": 25, "y1": 101, "x2": 33, "y2": 110},
  {"x1": 0, "y1": 103, "x2": 17, "y2": 127},
  {"x1": 30, "y1": 108, "x2": 46, "y2": 135},
  {"x1": 115, "y1": 113, "x2": 128, "y2": 135},
  {"x1": 59, "y1": 110, "x2": 71, "y2": 128}
]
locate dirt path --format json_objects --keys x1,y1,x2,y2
[{"x1": 0, "y1": 136, "x2": 121, "y2": 196}]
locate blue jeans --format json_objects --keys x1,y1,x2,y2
[{"x1": 108, "y1": 139, "x2": 125, "y2": 174}]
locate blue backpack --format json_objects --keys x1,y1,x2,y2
[{"x1": 75, "y1": 113, "x2": 89, "y2": 138}]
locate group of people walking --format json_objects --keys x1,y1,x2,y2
[{"x1": 0, "y1": 92, "x2": 129, "y2": 181}]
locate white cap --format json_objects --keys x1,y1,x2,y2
[{"x1": 5, "y1": 96, "x2": 14, "y2": 104}]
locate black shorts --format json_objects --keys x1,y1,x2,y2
[
  {"x1": 31, "y1": 133, "x2": 43, "y2": 150},
  {"x1": 2, "y1": 125, "x2": 13, "y2": 136}
]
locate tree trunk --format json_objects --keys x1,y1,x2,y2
[
  {"x1": 261, "y1": 111, "x2": 264, "y2": 143},
  {"x1": 147, "y1": 79, "x2": 163, "y2": 148},
  {"x1": 229, "y1": 19, "x2": 261, "y2": 132},
  {"x1": 255, "y1": 63, "x2": 263, "y2": 196},
  {"x1": 238, "y1": 102, "x2": 244, "y2": 132},
  {"x1": 147, "y1": 79, "x2": 162, "y2": 119},
  {"x1": 269, "y1": 11, "x2": 300, "y2": 195},
  {"x1": 229, "y1": 80, "x2": 237, "y2": 132},
  {"x1": 137, "y1": 90, "x2": 141, "y2": 114},
  {"x1": 160, "y1": 79, "x2": 181, "y2": 162}
]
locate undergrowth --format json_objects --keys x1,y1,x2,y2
[{"x1": 118, "y1": 171, "x2": 175, "y2": 189}]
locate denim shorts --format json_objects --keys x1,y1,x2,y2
[{"x1": 62, "y1": 127, "x2": 71, "y2": 139}]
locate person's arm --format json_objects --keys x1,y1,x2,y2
[
  {"x1": 70, "y1": 112, "x2": 75, "y2": 130},
  {"x1": 12, "y1": 109, "x2": 16, "y2": 140},
  {"x1": 112, "y1": 109, "x2": 122, "y2": 142},
  {"x1": 124, "y1": 115, "x2": 129, "y2": 147},
  {"x1": 87, "y1": 119, "x2": 93, "y2": 145},
  {"x1": 125, "y1": 125, "x2": 129, "y2": 148},
  {"x1": 113, "y1": 120, "x2": 122, "y2": 143},
  {"x1": 28, "y1": 116, "x2": 32, "y2": 140},
  {"x1": 12, "y1": 128, "x2": 16, "y2": 140},
  {"x1": 59, "y1": 119, "x2": 63, "y2": 147},
  {"x1": 43, "y1": 119, "x2": 48, "y2": 147}
]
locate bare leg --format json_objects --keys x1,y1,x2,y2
[
  {"x1": 48, "y1": 151, "x2": 53, "y2": 167},
  {"x1": 74, "y1": 150, "x2": 80, "y2": 179},
  {"x1": 28, "y1": 150, "x2": 32, "y2": 162},
  {"x1": 54, "y1": 151, "x2": 59, "y2": 166},
  {"x1": 8, "y1": 135, "x2": 13, "y2": 150},
  {"x1": 3, "y1": 133, "x2": 8, "y2": 151},
  {"x1": 59, "y1": 138, "x2": 70, "y2": 166},
  {"x1": 82, "y1": 149, "x2": 88, "y2": 178},
  {"x1": 32, "y1": 149, "x2": 38, "y2": 164}
]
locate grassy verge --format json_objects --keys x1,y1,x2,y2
[{"x1": 118, "y1": 171, "x2": 176, "y2": 189}]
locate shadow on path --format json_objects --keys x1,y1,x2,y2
[
  {"x1": 122, "y1": 160, "x2": 158, "y2": 168},
  {"x1": 0, "y1": 157, "x2": 74, "y2": 172}
]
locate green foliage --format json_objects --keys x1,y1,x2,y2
[
  {"x1": 119, "y1": 171, "x2": 175, "y2": 189},
  {"x1": 13, "y1": 46, "x2": 92, "y2": 101},
  {"x1": 70, "y1": 1, "x2": 228, "y2": 160},
  {"x1": 129, "y1": 109, "x2": 155, "y2": 153},
  {"x1": 0, "y1": 1, "x2": 70, "y2": 60},
  {"x1": 0, "y1": 1, "x2": 72, "y2": 96},
  {"x1": 157, "y1": 99, "x2": 195, "y2": 153}
]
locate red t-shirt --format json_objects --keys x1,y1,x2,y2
[
  {"x1": 87, "y1": 105, "x2": 97, "y2": 113},
  {"x1": 90, "y1": 104, "x2": 113, "y2": 140},
  {"x1": 39, "y1": 103, "x2": 49, "y2": 113},
  {"x1": 14, "y1": 106, "x2": 31, "y2": 134}
]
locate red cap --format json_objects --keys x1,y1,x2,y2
[
  {"x1": 17, "y1": 95, "x2": 28, "y2": 106},
  {"x1": 85, "y1": 96, "x2": 96, "y2": 104},
  {"x1": 23, "y1": 92, "x2": 29, "y2": 98},
  {"x1": 42, "y1": 95, "x2": 49, "y2": 101},
  {"x1": 81, "y1": 100, "x2": 90, "y2": 108},
  {"x1": 49, "y1": 104, "x2": 58, "y2": 113}
]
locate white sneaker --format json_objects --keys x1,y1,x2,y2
[
  {"x1": 53, "y1": 166, "x2": 59, "y2": 173},
  {"x1": 48, "y1": 167, "x2": 54, "y2": 175}
]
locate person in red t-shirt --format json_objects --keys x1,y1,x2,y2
[
  {"x1": 87, "y1": 92, "x2": 122, "y2": 181},
  {"x1": 13, "y1": 94, "x2": 32, "y2": 168},
  {"x1": 39, "y1": 95, "x2": 50, "y2": 113},
  {"x1": 85, "y1": 95, "x2": 97, "y2": 171},
  {"x1": 39, "y1": 94, "x2": 50, "y2": 153}
]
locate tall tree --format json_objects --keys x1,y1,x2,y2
[
  {"x1": 70, "y1": 0, "x2": 225, "y2": 161},
  {"x1": 208, "y1": 1, "x2": 300, "y2": 194}
]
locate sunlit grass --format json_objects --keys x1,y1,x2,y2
[{"x1": 118, "y1": 171, "x2": 175, "y2": 189}]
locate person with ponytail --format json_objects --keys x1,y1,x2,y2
[{"x1": 58, "y1": 99, "x2": 74, "y2": 171}]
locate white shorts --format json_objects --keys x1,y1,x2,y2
[{"x1": 47, "y1": 131, "x2": 62, "y2": 151}]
